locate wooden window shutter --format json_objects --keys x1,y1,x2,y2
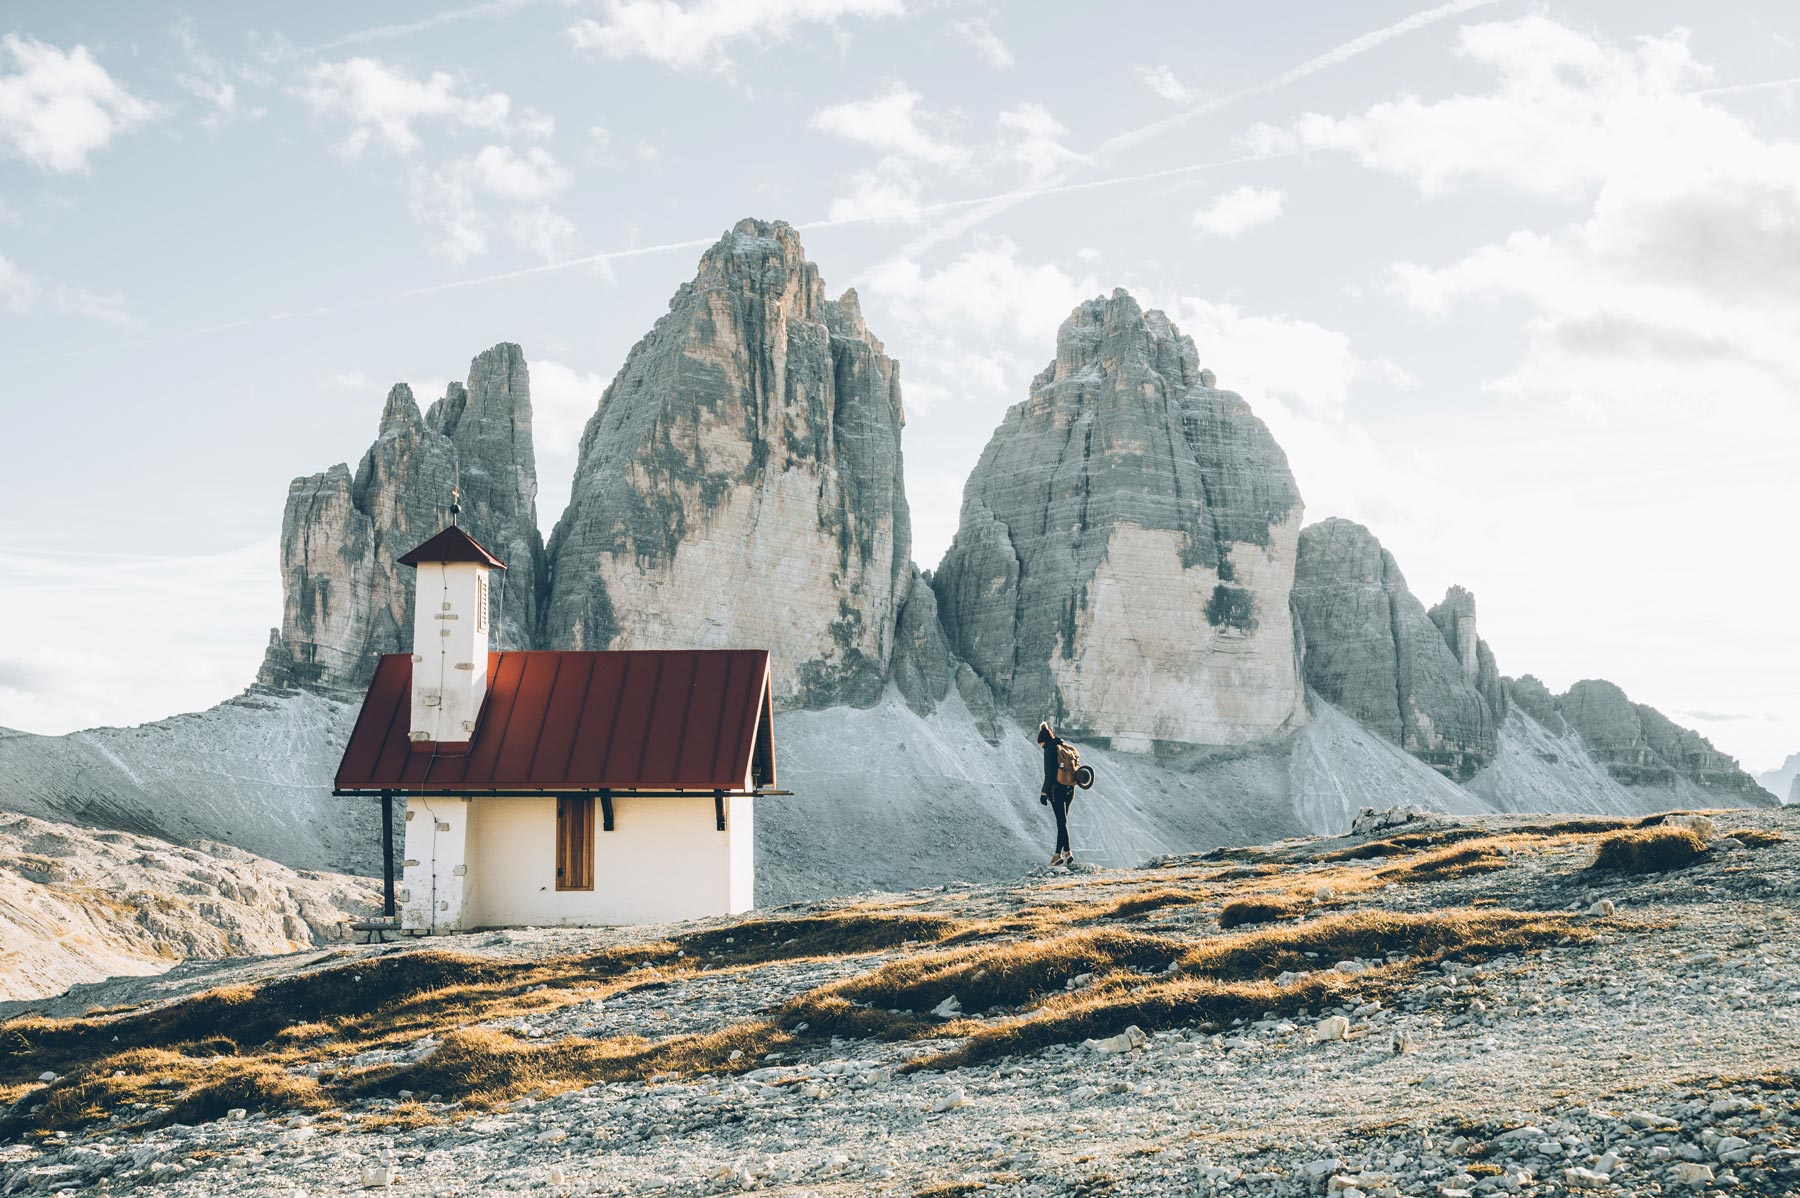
[{"x1": 556, "y1": 795, "x2": 594, "y2": 891}]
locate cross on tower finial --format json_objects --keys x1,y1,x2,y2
[{"x1": 449, "y1": 483, "x2": 461, "y2": 526}]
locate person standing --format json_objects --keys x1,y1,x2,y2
[{"x1": 1037, "y1": 722, "x2": 1075, "y2": 866}]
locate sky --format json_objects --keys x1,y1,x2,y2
[{"x1": 0, "y1": 1, "x2": 1796, "y2": 773}]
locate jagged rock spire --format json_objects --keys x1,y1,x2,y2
[{"x1": 541, "y1": 219, "x2": 912, "y2": 709}]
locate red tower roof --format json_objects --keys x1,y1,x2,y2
[
  {"x1": 334, "y1": 649, "x2": 776, "y2": 795},
  {"x1": 397, "y1": 525, "x2": 508, "y2": 570}
]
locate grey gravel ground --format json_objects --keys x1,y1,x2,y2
[{"x1": 3, "y1": 807, "x2": 1798, "y2": 1197}]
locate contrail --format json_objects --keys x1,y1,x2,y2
[
  {"x1": 1099, "y1": 0, "x2": 1505, "y2": 157},
  {"x1": 378, "y1": 149, "x2": 1304, "y2": 305},
  {"x1": 895, "y1": 0, "x2": 1506, "y2": 261},
  {"x1": 1690, "y1": 76, "x2": 1800, "y2": 98}
]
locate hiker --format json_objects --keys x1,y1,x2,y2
[{"x1": 1037, "y1": 722, "x2": 1076, "y2": 867}]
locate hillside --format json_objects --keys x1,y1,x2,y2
[
  {"x1": 3, "y1": 806, "x2": 1796, "y2": 1195},
  {"x1": 0, "y1": 812, "x2": 374, "y2": 1003}
]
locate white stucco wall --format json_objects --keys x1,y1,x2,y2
[
  {"x1": 409, "y1": 561, "x2": 490, "y2": 745},
  {"x1": 402, "y1": 794, "x2": 753, "y2": 929},
  {"x1": 398, "y1": 795, "x2": 474, "y2": 933}
]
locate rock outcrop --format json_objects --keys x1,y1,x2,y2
[
  {"x1": 1291, "y1": 518, "x2": 1498, "y2": 781},
  {"x1": 260, "y1": 345, "x2": 544, "y2": 689},
  {"x1": 1426, "y1": 585, "x2": 1506, "y2": 719},
  {"x1": 933, "y1": 290, "x2": 1306, "y2": 750},
  {"x1": 0, "y1": 811, "x2": 374, "y2": 1003},
  {"x1": 1519, "y1": 677, "x2": 1773, "y2": 801},
  {"x1": 542, "y1": 219, "x2": 912, "y2": 709}
]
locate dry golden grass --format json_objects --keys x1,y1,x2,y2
[
  {"x1": 358, "y1": 1101, "x2": 439, "y2": 1132},
  {"x1": 1590, "y1": 827, "x2": 1707, "y2": 873},
  {"x1": 0, "y1": 841, "x2": 1608, "y2": 1137},
  {"x1": 916, "y1": 907, "x2": 1588, "y2": 1069},
  {"x1": 1726, "y1": 829, "x2": 1787, "y2": 848},
  {"x1": 1218, "y1": 896, "x2": 1307, "y2": 928},
  {"x1": 1087, "y1": 887, "x2": 1208, "y2": 921}
]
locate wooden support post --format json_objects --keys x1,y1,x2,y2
[
  {"x1": 714, "y1": 790, "x2": 726, "y2": 832},
  {"x1": 599, "y1": 790, "x2": 614, "y2": 832},
  {"x1": 380, "y1": 790, "x2": 396, "y2": 919}
]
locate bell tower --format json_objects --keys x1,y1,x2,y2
[{"x1": 397, "y1": 510, "x2": 507, "y2": 750}]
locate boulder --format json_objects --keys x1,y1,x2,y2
[{"x1": 933, "y1": 289, "x2": 1306, "y2": 750}]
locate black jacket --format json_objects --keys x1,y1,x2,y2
[{"x1": 1042, "y1": 736, "x2": 1072, "y2": 799}]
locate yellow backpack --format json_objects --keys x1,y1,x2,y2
[{"x1": 1055, "y1": 740, "x2": 1080, "y2": 788}]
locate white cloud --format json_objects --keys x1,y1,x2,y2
[
  {"x1": 1246, "y1": 17, "x2": 1722, "y2": 200},
  {"x1": 0, "y1": 251, "x2": 133, "y2": 324},
  {"x1": 810, "y1": 84, "x2": 968, "y2": 169},
  {"x1": 529, "y1": 358, "x2": 606, "y2": 524},
  {"x1": 863, "y1": 238, "x2": 1097, "y2": 351},
  {"x1": 1259, "y1": 15, "x2": 1800, "y2": 414},
  {"x1": 324, "y1": 370, "x2": 371, "y2": 389},
  {"x1": 825, "y1": 162, "x2": 926, "y2": 225},
  {"x1": 0, "y1": 540, "x2": 279, "y2": 735},
  {"x1": 507, "y1": 206, "x2": 577, "y2": 261},
  {"x1": 568, "y1": 0, "x2": 907, "y2": 71},
  {"x1": 1135, "y1": 64, "x2": 1194, "y2": 103},
  {"x1": 297, "y1": 57, "x2": 513, "y2": 155},
  {"x1": 469, "y1": 144, "x2": 570, "y2": 200},
  {"x1": 0, "y1": 34, "x2": 160, "y2": 173},
  {"x1": 952, "y1": 18, "x2": 1012, "y2": 69},
  {"x1": 170, "y1": 18, "x2": 269, "y2": 131},
  {"x1": 996, "y1": 103, "x2": 1082, "y2": 183},
  {"x1": 1190, "y1": 184, "x2": 1285, "y2": 237},
  {"x1": 815, "y1": 91, "x2": 1082, "y2": 224},
  {"x1": 407, "y1": 162, "x2": 490, "y2": 261}
]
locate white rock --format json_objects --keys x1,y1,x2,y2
[
  {"x1": 1672, "y1": 1162, "x2": 1714, "y2": 1186},
  {"x1": 1305, "y1": 1158, "x2": 1343, "y2": 1178},
  {"x1": 1563, "y1": 1166, "x2": 1610, "y2": 1188},
  {"x1": 1716, "y1": 1136, "x2": 1750, "y2": 1159},
  {"x1": 1389, "y1": 1031, "x2": 1418, "y2": 1054},
  {"x1": 930, "y1": 996, "x2": 963, "y2": 1020},
  {"x1": 1663, "y1": 813, "x2": 1715, "y2": 840},
  {"x1": 1312, "y1": 1015, "x2": 1350, "y2": 1042},
  {"x1": 37, "y1": 1071, "x2": 56, "y2": 1083},
  {"x1": 360, "y1": 1165, "x2": 400, "y2": 1189},
  {"x1": 931, "y1": 1087, "x2": 966, "y2": 1113},
  {"x1": 1709, "y1": 1096, "x2": 1756, "y2": 1115},
  {"x1": 1627, "y1": 1111, "x2": 1680, "y2": 1130},
  {"x1": 1587, "y1": 899, "x2": 1615, "y2": 917},
  {"x1": 1084, "y1": 1025, "x2": 1149, "y2": 1054}
]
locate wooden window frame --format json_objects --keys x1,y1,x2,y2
[{"x1": 555, "y1": 795, "x2": 594, "y2": 891}]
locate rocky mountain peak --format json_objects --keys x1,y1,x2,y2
[
  {"x1": 259, "y1": 346, "x2": 544, "y2": 690},
  {"x1": 934, "y1": 289, "x2": 1306, "y2": 750},
  {"x1": 542, "y1": 219, "x2": 911, "y2": 709}
]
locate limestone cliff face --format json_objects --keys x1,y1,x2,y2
[
  {"x1": 260, "y1": 345, "x2": 544, "y2": 689},
  {"x1": 542, "y1": 219, "x2": 912, "y2": 709},
  {"x1": 1291, "y1": 519, "x2": 1498, "y2": 781},
  {"x1": 933, "y1": 290, "x2": 1306, "y2": 750},
  {"x1": 1525, "y1": 677, "x2": 1772, "y2": 801}
]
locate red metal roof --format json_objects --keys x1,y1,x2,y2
[
  {"x1": 397, "y1": 525, "x2": 508, "y2": 570},
  {"x1": 335, "y1": 650, "x2": 775, "y2": 794}
]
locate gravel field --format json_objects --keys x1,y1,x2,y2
[{"x1": 3, "y1": 807, "x2": 1797, "y2": 1197}]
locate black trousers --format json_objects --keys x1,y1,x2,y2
[{"x1": 1049, "y1": 785, "x2": 1073, "y2": 854}]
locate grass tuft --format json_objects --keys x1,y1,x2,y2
[
  {"x1": 1218, "y1": 897, "x2": 1307, "y2": 928},
  {"x1": 1590, "y1": 827, "x2": 1707, "y2": 874}
]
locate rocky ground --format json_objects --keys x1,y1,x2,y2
[
  {"x1": 0, "y1": 812, "x2": 374, "y2": 1003},
  {"x1": 2, "y1": 806, "x2": 1797, "y2": 1197}
]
